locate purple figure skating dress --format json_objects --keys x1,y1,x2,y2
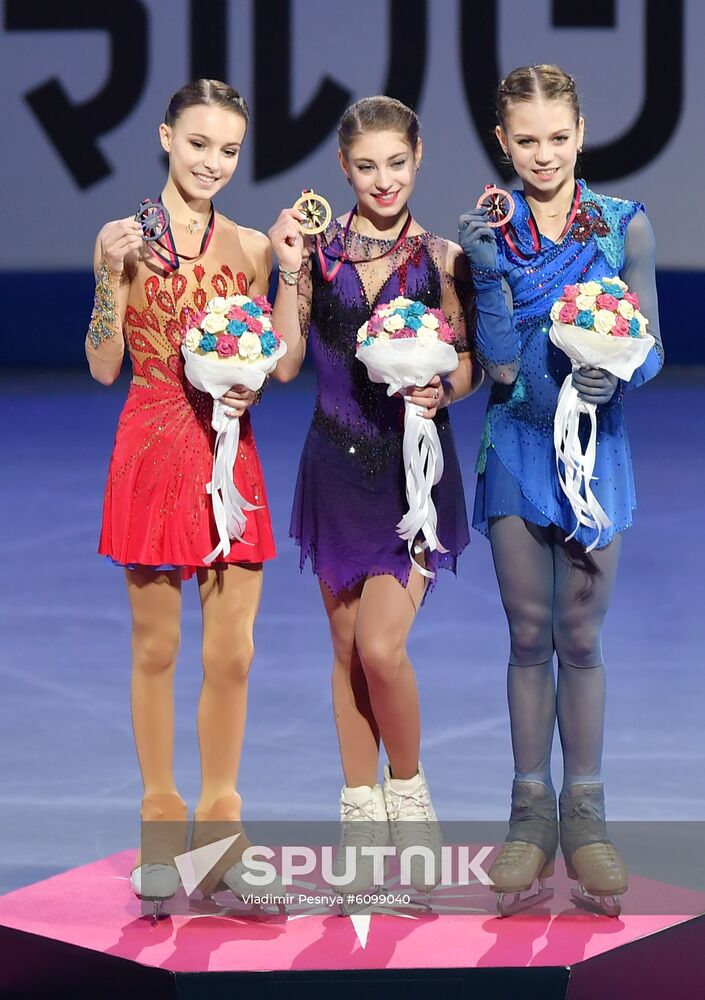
[{"x1": 290, "y1": 221, "x2": 473, "y2": 595}]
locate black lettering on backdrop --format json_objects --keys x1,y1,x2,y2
[
  {"x1": 381, "y1": 0, "x2": 428, "y2": 110},
  {"x1": 254, "y1": 0, "x2": 428, "y2": 181},
  {"x1": 190, "y1": 0, "x2": 227, "y2": 82},
  {"x1": 254, "y1": 0, "x2": 350, "y2": 181},
  {"x1": 459, "y1": 1, "x2": 509, "y2": 181},
  {"x1": 552, "y1": 0, "x2": 615, "y2": 27},
  {"x1": 460, "y1": 0, "x2": 684, "y2": 183},
  {"x1": 5, "y1": 0, "x2": 149, "y2": 190},
  {"x1": 580, "y1": 0, "x2": 683, "y2": 181}
]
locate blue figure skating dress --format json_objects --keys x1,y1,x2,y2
[{"x1": 472, "y1": 180, "x2": 664, "y2": 547}]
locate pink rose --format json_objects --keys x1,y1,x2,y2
[
  {"x1": 246, "y1": 316, "x2": 263, "y2": 334},
  {"x1": 612, "y1": 315, "x2": 629, "y2": 337},
  {"x1": 227, "y1": 306, "x2": 248, "y2": 321},
  {"x1": 559, "y1": 301, "x2": 579, "y2": 324},
  {"x1": 623, "y1": 291, "x2": 641, "y2": 309},
  {"x1": 562, "y1": 285, "x2": 580, "y2": 300},
  {"x1": 253, "y1": 295, "x2": 271, "y2": 313},
  {"x1": 596, "y1": 293, "x2": 619, "y2": 311},
  {"x1": 215, "y1": 335, "x2": 238, "y2": 357}
]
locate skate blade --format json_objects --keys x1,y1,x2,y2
[
  {"x1": 133, "y1": 892, "x2": 175, "y2": 922},
  {"x1": 570, "y1": 886, "x2": 622, "y2": 918},
  {"x1": 495, "y1": 881, "x2": 554, "y2": 917}
]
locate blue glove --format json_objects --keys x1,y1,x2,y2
[
  {"x1": 458, "y1": 207, "x2": 498, "y2": 269},
  {"x1": 571, "y1": 367, "x2": 619, "y2": 405}
]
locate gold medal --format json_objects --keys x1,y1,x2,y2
[{"x1": 293, "y1": 189, "x2": 332, "y2": 235}]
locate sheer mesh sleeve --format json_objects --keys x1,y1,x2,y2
[
  {"x1": 470, "y1": 265, "x2": 519, "y2": 383},
  {"x1": 296, "y1": 240, "x2": 314, "y2": 338},
  {"x1": 620, "y1": 210, "x2": 664, "y2": 389},
  {"x1": 440, "y1": 240, "x2": 475, "y2": 353}
]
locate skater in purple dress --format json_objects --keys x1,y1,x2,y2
[{"x1": 269, "y1": 96, "x2": 478, "y2": 895}]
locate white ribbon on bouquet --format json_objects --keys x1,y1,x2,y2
[
  {"x1": 356, "y1": 338, "x2": 459, "y2": 578},
  {"x1": 182, "y1": 343, "x2": 287, "y2": 564},
  {"x1": 549, "y1": 321, "x2": 654, "y2": 551}
]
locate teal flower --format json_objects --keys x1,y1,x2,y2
[
  {"x1": 260, "y1": 331, "x2": 277, "y2": 356},
  {"x1": 242, "y1": 301, "x2": 261, "y2": 316},
  {"x1": 628, "y1": 317, "x2": 641, "y2": 337},
  {"x1": 199, "y1": 333, "x2": 217, "y2": 352},
  {"x1": 576, "y1": 310, "x2": 594, "y2": 329},
  {"x1": 227, "y1": 320, "x2": 247, "y2": 335}
]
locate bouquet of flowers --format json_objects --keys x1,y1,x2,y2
[
  {"x1": 356, "y1": 297, "x2": 459, "y2": 577},
  {"x1": 181, "y1": 294, "x2": 287, "y2": 563},
  {"x1": 549, "y1": 277, "x2": 655, "y2": 550}
]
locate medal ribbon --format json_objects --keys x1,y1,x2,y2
[
  {"x1": 147, "y1": 198, "x2": 216, "y2": 272},
  {"x1": 503, "y1": 183, "x2": 581, "y2": 260},
  {"x1": 316, "y1": 207, "x2": 414, "y2": 282}
]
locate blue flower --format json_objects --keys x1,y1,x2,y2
[
  {"x1": 628, "y1": 317, "x2": 641, "y2": 337},
  {"x1": 406, "y1": 315, "x2": 423, "y2": 330},
  {"x1": 227, "y1": 320, "x2": 247, "y2": 336},
  {"x1": 407, "y1": 300, "x2": 426, "y2": 316},
  {"x1": 242, "y1": 301, "x2": 261, "y2": 316},
  {"x1": 199, "y1": 333, "x2": 217, "y2": 352},
  {"x1": 576, "y1": 310, "x2": 593, "y2": 329},
  {"x1": 260, "y1": 331, "x2": 277, "y2": 356},
  {"x1": 601, "y1": 279, "x2": 624, "y2": 299}
]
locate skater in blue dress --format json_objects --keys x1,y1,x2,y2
[{"x1": 458, "y1": 64, "x2": 663, "y2": 916}]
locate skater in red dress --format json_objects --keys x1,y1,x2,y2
[{"x1": 86, "y1": 80, "x2": 278, "y2": 914}]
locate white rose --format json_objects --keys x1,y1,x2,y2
[
  {"x1": 581, "y1": 281, "x2": 603, "y2": 297},
  {"x1": 184, "y1": 328, "x2": 201, "y2": 351},
  {"x1": 238, "y1": 330, "x2": 263, "y2": 360},
  {"x1": 202, "y1": 311, "x2": 229, "y2": 334},
  {"x1": 417, "y1": 326, "x2": 439, "y2": 346},
  {"x1": 232, "y1": 294, "x2": 249, "y2": 306},
  {"x1": 206, "y1": 296, "x2": 229, "y2": 314},
  {"x1": 383, "y1": 313, "x2": 406, "y2": 332},
  {"x1": 377, "y1": 329, "x2": 391, "y2": 341},
  {"x1": 618, "y1": 299, "x2": 635, "y2": 320},
  {"x1": 603, "y1": 276, "x2": 628, "y2": 292},
  {"x1": 389, "y1": 296, "x2": 411, "y2": 309},
  {"x1": 575, "y1": 294, "x2": 596, "y2": 312},
  {"x1": 594, "y1": 309, "x2": 617, "y2": 335},
  {"x1": 357, "y1": 322, "x2": 369, "y2": 343},
  {"x1": 550, "y1": 301, "x2": 562, "y2": 322},
  {"x1": 420, "y1": 313, "x2": 439, "y2": 329},
  {"x1": 634, "y1": 310, "x2": 649, "y2": 330}
]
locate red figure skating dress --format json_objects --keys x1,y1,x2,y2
[{"x1": 98, "y1": 214, "x2": 276, "y2": 576}]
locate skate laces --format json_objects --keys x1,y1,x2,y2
[
  {"x1": 576, "y1": 841, "x2": 621, "y2": 871},
  {"x1": 385, "y1": 784, "x2": 432, "y2": 824},
  {"x1": 386, "y1": 785, "x2": 440, "y2": 858},
  {"x1": 495, "y1": 841, "x2": 533, "y2": 866},
  {"x1": 339, "y1": 799, "x2": 384, "y2": 847}
]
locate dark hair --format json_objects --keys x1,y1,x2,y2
[
  {"x1": 497, "y1": 64, "x2": 580, "y2": 129},
  {"x1": 164, "y1": 79, "x2": 249, "y2": 128},
  {"x1": 338, "y1": 96, "x2": 420, "y2": 157}
]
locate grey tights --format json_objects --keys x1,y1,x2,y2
[{"x1": 488, "y1": 516, "x2": 621, "y2": 792}]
